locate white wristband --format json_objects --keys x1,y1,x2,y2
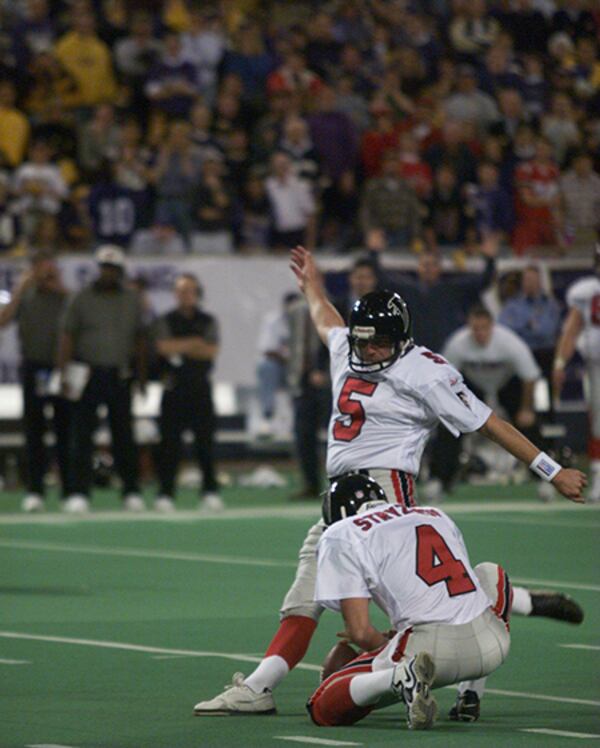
[{"x1": 529, "y1": 452, "x2": 562, "y2": 482}]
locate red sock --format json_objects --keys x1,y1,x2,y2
[
  {"x1": 264, "y1": 615, "x2": 317, "y2": 670},
  {"x1": 308, "y1": 675, "x2": 372, "y2": 726}
]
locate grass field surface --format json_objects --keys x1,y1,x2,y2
[{"x1": 1, "y1": 478, "x2": 599, "y2": 747}]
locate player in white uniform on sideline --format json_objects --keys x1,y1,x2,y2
[
  {"x1": 553, "y1": 247, "x2": 600, "y2": 502},
  {"x1": 307, "y1": 473, "x2": 511, "y2": 730},
  {"x1": 193, "y1": 247, "x2": 585, "y2": 721}
]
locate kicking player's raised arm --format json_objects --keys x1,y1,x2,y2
[
  {"x1": 290, "y1": 245, "x2": 344, "y2": 346},
  {"x1": 479, "y1": 412, "x2": 587, "y2": 503}
]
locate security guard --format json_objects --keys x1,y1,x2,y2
[{"x1": 153, "y1": 273, "x2": 222, "y2": 511}]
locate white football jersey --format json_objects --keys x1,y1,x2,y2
[
  {"x1": 442, "y1": 323, "x2": 541, "y2": 402},
  {"x1": 326, "y1": 327, "x2": 491, "y2": 477},
  {"x1": 566, "y1": 276, "x2": 600, "y2": 363},
  {"x1": 315, "y1": 504, "x2": 491, "y2": 631}
]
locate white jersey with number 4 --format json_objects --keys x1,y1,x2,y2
[
  {"x1": 567, "y1": 276, "x2": 600, "y2": 363},
  {"x1": 326, "y1": 327, "x2": 491, "y2": 477},
  {"x1": 315, "y1": 504, "x2": 491, "y2": 632}
]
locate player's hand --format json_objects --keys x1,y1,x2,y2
[
  {"x1": 290, "y1": 245, "x2": 319, "y2": 293},
  {"x1": 336, "y1": 629, "x2": 353, "y2": 643},
  {"x1": 552, "y1": 468, "x2": 587, "y2": 503}
]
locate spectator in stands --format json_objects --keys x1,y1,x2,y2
[
  {"x1": 13, "y1": 139, "x2": 68, "y2": 238},
  {"x1": 443, "y1": 64, "x2": 499, "y2": 135},
  {"x1": 304, "y1": 10, "x2": 342, "y2": 80},
  {"x1": 425, "y1": 304, "x2": 542, "y2": 499},
  {"x1": 0, "y1": 79, "x2": 30, "y2": 168},
  {"x1": 77, "y1": 103, "x2": 121, "y2": 177},
  {"x1": 54, "y1": 9, "x2": 117, "y2": 109},
  {"x1": 395, "y1": 245, "x2": 497, "y2": 353},
  {"x1": 113, "y1": 11, "x2": 162, "y2": 89},
  {"x1": 479, "y1": 45, "x2": 524, "y2": 97},
  {"x1": 88, "y1": 160, "x2": 147, "y2": 250},
  {"x1": 153, "y1": 273, "x2": 222, "y2": 512},
  {"x1": 489, "y1": 88, "x2": 535, "y2": 148},
  {"x1": 278, "y1": 116, "x2": 322, "y2": 189},
  {"x1": 0, "y1": 175, "x2": 20, "y2": 252},
  {"x1": 449, "y1": 0, "x2": 500, "y2": 59},
  {"x1": 151, "y1": 120, "x2": 202, "y2": 240},
  {"x1": 180, "y1": 6, "x2": 226, "y2": 106},
  {"x1": 255, "y1": 291, "x2": 298, "y2": 438},
  {"x1": 0, "y1": 250, "x2": 70, "y2": 512},
  {"x1": 130, "y1": 219, "x2": 186, "y2": 256},
  {"x1": 397, "y1": 131, "x2": 433, "y2": 200},
  {"x1": 12, "y1": 0, "x2": 57, "y2": 70},
  {"x1": 265, "y1": 151, "x2": 317, "y2": 251},
  {"x1": 521, "y1": 53, "x2": 550, "y2": 118},
  {"x1": 144, "y1": 32, "x2": 199, "y2": 119},
  {"x1": 559, "y1": 150, "x2": 600, "y2": 255},
  {"x1": 360, "y1": 99, "x2": 401, "y2": 178},
  {"x1": 360, "y1": 149, "x2": 422, "y2": 251},
  {"x1": 307, "y1": 85, "x2": 358, "y2": 183},
  {"x1": 513, "y1": 136, "x2": 562, "y2": 255},
  {"x1": 112, "y1": 118, "x2": 152, "y2": 196},
  {"x1": 424, "y1": 119, "x2": 478, "y2": 188},
  {"x1": 57, "y1": 245, "x2": 147, "y2": 513},
  {"x1": 191, "y1": 154, "x2": 234, "y2": 254},
  {"x1": 424, "y1": 164, "x2": 467, "y2": 247},
  {"x1": 267, "y1": 50, "x2": 323, "y2": 104},
  {"x1": 320, "y1": 170, "x2": 361, "y2": 252},
  {"x1": 239, "y1": 172, "x2": 271, "y2": 252},
  {"x1": 542, "y1": 92, "x2": 582, "y2": 166},
  {"x1": 499, "y1": 263, "x2": 561, "y2": 383},
  {"x1": 465, "y1": 161, "x2": 514, "y2": 244},
  {"x1": 496, "y1": 0, "x2": 548, "y2": 56},
  {"x1": 222, "y1": 21, "x2": 276, "y2": 104},
  {"x1": 572, "y1": 36, "x2": 600, "y2": 103}
]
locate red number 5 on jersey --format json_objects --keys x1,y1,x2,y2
[
  {"x1": 415, "y1": 524, "x2": 476, "y2": 597},
  {"x1": 333, "y1": 376, "x2": 378, "y2": 442}
]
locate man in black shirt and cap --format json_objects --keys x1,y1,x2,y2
[{"x1": 154, "y1": 273, "x2": 222, "y2": 511}]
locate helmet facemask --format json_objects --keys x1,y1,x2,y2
[{"x1": 348, "y1": 329, "x2": 405, "y2": 373}]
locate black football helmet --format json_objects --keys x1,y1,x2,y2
[
  {"x1": 323, "y1": 473, "x2": 389, "y2": 526},
  {"x1": 348, "y1": 290, "x2": 413, "y2": 372}
]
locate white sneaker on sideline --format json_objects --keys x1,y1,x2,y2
[
  {"x1": 154, "y1": 495, "x2": 175, "y2": 513},
  {"x1": 200, "y1": 492, "x2": 225, "y2": 511},
  {"x1": 194, "y1": 672, "x2": 276, "y2": 716},
  {"x1": 63, "y1": 495, "x2": 90, "y2": 513},
  {"x1": 392, "y1": 652, "x2": 437, "y2": 730},
  {"x1": 21, "y1": 494, "x2": 44, "y2": 513},
  {"x1": 123, "y1": 494, "x2": 146, "y2": 512}
]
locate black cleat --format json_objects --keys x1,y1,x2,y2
[
  {"x1": 448, "y1": 690, "x2": 480, "y2": 722},
  {"x1": 530, "y1": 591, "x2": 584, "y2": 624}
]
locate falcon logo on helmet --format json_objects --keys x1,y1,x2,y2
[{"x1": 348, "y1": 290, "x2": 413, "y2": 372}]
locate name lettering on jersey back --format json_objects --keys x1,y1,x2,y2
[{"x1": 353, "y1": 504, "x2": 441, "y2": 532}]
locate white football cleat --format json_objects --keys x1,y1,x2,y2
[
  {"x1": 21, "y1": 494, "x2": 44, "y2": 513},
  {"x1": 63, "y1": 495, "x2": 90, "y2": 513},
  {"x1": 193, "y1": 672, "x2": 276, "y2": 715},
  {"x1": 123, "y1": 494, "x2": 146, "y2": 512},
  {"x1": 200, "y1": 492, "x2": 225, "y2": 511},
  {"x1": 392, "y1": 652, "x2": 437, "y2": 730},
  {"x1": 154, "y1": 495, "x2": 176, "y2": 513}
]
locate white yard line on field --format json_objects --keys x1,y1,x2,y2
[{"x1": 1, "y1": 630, "x2": 599, "y2": 709}]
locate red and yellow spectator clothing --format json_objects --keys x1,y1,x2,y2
[
  {"x1": 54, "y1": 32, "x2": 117, "y2": 107},
  {"x1": 0, "y1": 106, "x2": 30, "y2": 166}
]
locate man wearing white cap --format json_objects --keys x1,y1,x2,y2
[{"x1": 57, "y1": 245, "x2": 148, "y2": 512}]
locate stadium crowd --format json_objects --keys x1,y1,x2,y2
[{"x1": 0, "y1": 0, "x2": 598, "y2": 257}]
